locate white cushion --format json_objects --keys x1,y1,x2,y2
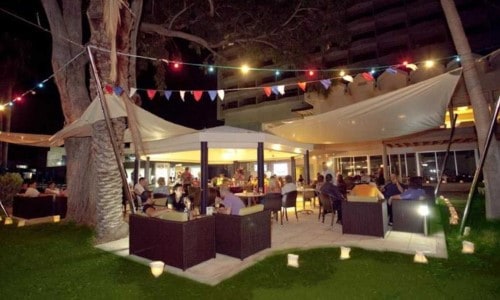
[{"x1": 238, "y1": 204, "x2": 264, "y2": 216}]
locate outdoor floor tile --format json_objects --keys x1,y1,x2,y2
[{"x1": 97, "y1": 206, "x2": 447, "y2": 285}]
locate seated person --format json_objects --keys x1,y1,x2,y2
[
  {"x1": 153, "y1": 177, "x2": 169, "y2": 196},
  {"x1": 218, "y1": 180, "x2": 245, "y2": 215},
  {"x1": 44, "y1": 181, "x2": 61, "y2": 195},
  {"x1": 390, "y1": 176, "x2": 426, "y2": 202},
  {"x1": 267, "y1": 175, "x2": 281, "y2": 193},
  {"x1": 320, "y1": 174, "x2": 345, "y2": 224},
  {"x1": 134, "y1": 177, "x2": 150, "y2": 204},
  {"x1": 281, "y1": 175, "x2": 297, "y2": 204},
  {"x1": 23, "y1": 179, "x2": 40, "y2": 197},
  {"x1": 167, "y1": 183, "x2": 191, "y2": 212},
  {"x1": 382, "y1": 173, "x2": 405, "y2": 223},
  {"x1": 207, "y1": 187, "x2": 221, "y2": 207},
  {"x1": 142, "y1": 198, "x2": 169, "y2": 217}
]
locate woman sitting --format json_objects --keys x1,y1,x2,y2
[
  {"x1": 167, "y1": 183, "x2": 191, "y2": 212},
  {"x1": 153, "y1": 177, "x2": 169, "y2": 196},
  {"x1": 44, "y1": 181, "x2": 61, "y2": 195}
]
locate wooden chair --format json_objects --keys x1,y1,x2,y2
[
  {"x1": 280, "y1": 191, "x2": 298, "y2": 225},
  {"x1": 302, "y1": 187, "x2": 316, "y2": 212},
  {"x1": 318, "y1": 192, "x2": 335, "y2": 226},
  {"x1": 261, "y1": 193, "x2": 282, "y2": 222}
]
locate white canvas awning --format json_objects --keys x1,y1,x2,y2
[
  {"x1": 133, "y1": 125, "x2": 313, "y2": 164},
  {"x1": 264, "y1": 69, "x2": 462, "y2": 144}
]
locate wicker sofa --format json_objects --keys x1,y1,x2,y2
[
  {"x1": 215, "y1": 209, "x2": 271, "y2": 260},
  {"x1": 129, "y1": 214, "x2": 216, "y2": 270},
  {"x1": 392, "y1": 199, "x2": 426, "y2": 233},
  {"x1": 342, "y1": 199, "x2": 388, "y2": 237},
  {"x1": 13, "y1": 195, "x2": 68, "y2": 219}
]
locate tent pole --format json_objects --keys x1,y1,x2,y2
[
  {"x1": 460, "y1": 96, "x2": 500, "y2": 235},
  {"x1": 87, "y1": 46, "x2": 135, "y2": 214},
  {"x1": 434, "y1": 114, "x2": 458, "y2": 203}
]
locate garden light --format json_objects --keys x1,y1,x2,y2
[
  {"x1": 150, "y1": 261, "x2": 165, "y2": 278},
  {"x1": 287, "y1": 253, "x2": 299, "y2": 268},
  {"x1": 340, "y1": 246, "x2": 351, "y2": 260}
]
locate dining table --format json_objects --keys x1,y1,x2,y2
[{"x1": 234, "y1": 192, "x2": 265, "y2": 207}]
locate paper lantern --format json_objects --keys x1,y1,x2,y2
[
  {"x1": 340, "y1": 246, "x2": 351, "y2": 260},
  {"x1": 150, "y1": 261, "x2": 165, "y2": 278},
  {"x1": 287, "y1": 254, "x2": 299, "y2": 268},
  {"x1": 462, "y1": 241, "x2": 474, "y2": 254},
  {"x1": 4, "y1": 217, "x2": 13, "y2": 225},
  {"x1": 53, "y1": 215, "x2": 60, "y2": 223},
  {"x1": 414, "y1": 251, "x2": 428, "y2": 264}
]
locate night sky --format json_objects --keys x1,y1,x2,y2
[{"x1": 1, "y1": 1, "x2": 221, "y2": 167}]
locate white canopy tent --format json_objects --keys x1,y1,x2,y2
[{"x1": 264, "y1": 69, "x2": 463, "y2": 144}]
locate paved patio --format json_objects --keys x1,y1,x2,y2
[{"x1": 96, "y1": 202, "x2": 447, "y2": 286}]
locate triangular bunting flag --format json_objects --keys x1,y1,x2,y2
[
  {"x1": 164, "y1": 90, "x2": 172, "y2": 100},
  {"x1": 271, "y1": 86, "x2": 279, "y2": 95},
  {"x1": 278, "y1": 85, "x2": 285, "y2": 95},
  {"x1": 104, "y1": 84, "x2": 113, "y2": 94},
  {"x1": 180, "y1": 90, "x2": 186, "y2": 102},
  {"x1": 113, "y1": 86, "x2": 124, "y2": 96},
  {"x1": 147, "y1": 89, "x2": 156, "y2": 100},
  {"x1": 129, "y1": 87, "x2": 137, "y2": 97},
  {"x1": 193, "y1": 91, "x2": 203, "y2": 102},
  {"x1": 264, "y1": 87, "x2": 272, "y2": 97},
  {"x1": 298, "y1": 82, "x2": 307, "y2": 91},
  {"x1": 320, "y1": 79, "x2": 331, "y2": 90},
  {"x1": 217, "y1": 90, "x2": 225, "y2": 101},
  {"x1": 362, "y1": 72, "x2": 374, "y2": 81},
  {"x1": 208, "y1": 90, "x2": 217, "y2": 101}
]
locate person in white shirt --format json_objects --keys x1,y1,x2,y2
[
  {"x1": 321, "y1": 162, "x2": 336, "y2": 185},
  {"x1": 24, "y1": 180, "x2": 40, "y2": 197},
  {"x1": 281, "y1": 175, "x2": 297, "y2": 204},
  {"x1": 134, "y1": 177, "x2": 149, "y2": 203}
]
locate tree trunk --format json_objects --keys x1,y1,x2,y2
[
  {"x1": 41, "y1": 0, "x2": 95, "y2": 224},
  {"x1": 92, "y1": 117, "x2": 128, "y2": 242},
  {"x1": 441, "y1": 0, "x2": 500, "y2": 219}
]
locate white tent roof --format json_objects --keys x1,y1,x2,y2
[
  {"x1": 135, "y1": 125, "x2": 313, "y2": 164},
  {"x1": 263, "y1": 69, "x2": 462, "y2": 144},
  {"x1": 50, "y1": 94, "x2": 197, "y2": 144}
]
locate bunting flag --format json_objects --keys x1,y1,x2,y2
[
  {"x1": 164, "y1": 90, "x2": 172, "y2": 100},
  {"x1": 180, "y1": 90, "x2": 186, "y2": 102},
  {"x1": 264, "y1": 86, "x2": 272, "y2": 97},
  {"x1": 147, "y1": 89, "x2": 156, "y2": 100},
  {"x1": 208, "y1": 90, "x2": 217, "y2": 101},
  {"x1": 362, "y1": 72, "x2": 375, "y2": 81},
  {"x1": 217, "y1": 90, "x2": 225, "y2": 101},
  {"x1": 104, "y1": 84, "x2": 113, "y2": 94},
  {"x1": 129, "y1": 87, "x2": 137, "y2": 97},
  {"x1": 320, "y1": 79, "x2": 331, "y2": 90},
  {"x1": 271, "y1": 86, "x2": 279, "y2": 95},
  {"x1": 193, "y1": 90, "x2": 203, "y2": 102},
  {"x1": 386, "y1": 67, "x2": 398, "y2": 74},
  {"x1": 278, "y1": 85, "x2": 285, "y2": 95},
  {"x1": 298, "y1": 82, "x2": 307, "y2": 91},
  {"x1": 113, "y1": 86, "x2": 124, "y2": 96}
]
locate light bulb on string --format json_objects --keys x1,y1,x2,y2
[
  {"x1": 173, "y1": 62, "x2": 181, "y2": 69},
  {"x1": 424, "y1": 60, "x2": 435, "y2": 68},
  {"x1": 241, "y1": 64, "x2": 250, "y2": 74},
  {"x1": 307, "y1": 70, "x2": 315, "y2": 77},
  {"x1": 275, "y1": 70, "x2": 281, "y2": 77},
  {"x1": 339, "y1": 70, "x2": 346, "y2": 77},
  {"x1": 15, "y1": 97, "x2": 21, "y2": 102},
  {"x1": 208, "y1": 65, "x2": 215, "y2": 73},
  {"x1": 455, "y1": 56, "x2": 460, "y2": 62},
  {"x1": 38, "y1": 83, "x2": 44, "y2": 88},
  {"x1": 402, "y1": 61, "x2": 408, "y2": 66},
  {"x1": 0, "y1": 105, "x2": 5, "y2": 111},
  {"x1": 370, "y1": 68, "x2": 376, "y2": 75}
]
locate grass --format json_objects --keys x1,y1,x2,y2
[{"x1": 1, "y1": 193, "x2": 499, "y2": 299}]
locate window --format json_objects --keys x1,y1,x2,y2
[{"x1": 273, "y1": 163, "x2": 289, "y2": 176}]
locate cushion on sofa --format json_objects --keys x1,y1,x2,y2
[
  {"x1": 348, "y1": 195, "x2": 380, "y2": 203},
  {"x1": 157, "y1": 211, "x2": 188, "y2": 222},
  {"x1": 238, "y1": 204, "x2": 264, "y2": 216}
]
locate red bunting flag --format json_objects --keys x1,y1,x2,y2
[
  {"x1": 263, "y1": 86, "x2": 272, "y2": 97},
  {"x1": 362, "y1": 72, "x2": 374, "y2": 81},
  {"x1": 193, "y1": 90, "x2": 203, "y2": 102},
  {"x1": 104, "y1": 84, "x2": 113, "y2": 94},
  {"x1": 147, "y1": 89, "x2": 156, "y2": 100},
  {"x1": 298, "y1": 82, "x2": 307, "y2": 91}
]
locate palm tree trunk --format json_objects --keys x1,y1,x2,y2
[
  {"x1": 441, "y1": 0, "x2": 500, "y2": 219},
  {"x1": 92, "y1": 117, "x2": 128, "y2": 242}
]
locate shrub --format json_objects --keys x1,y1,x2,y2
[{"x1": 0, "y1": 172, "x2": 23, "y2": 206}]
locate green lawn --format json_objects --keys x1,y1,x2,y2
[{"x1": 1, "y1": 193, "x2": 499, "y2": 299}]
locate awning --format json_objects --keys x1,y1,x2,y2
[{"x1": 264, "y1": 69, "x2": 462, "y2": 144}]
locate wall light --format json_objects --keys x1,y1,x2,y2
[
  {"x1": 287, "y1": 254, "x2": 299, "y2": 268},
  {"x1": 340, "y1": 246, "x2": 351, "y2": 260},
  {"x1": 413, "y1": 251, "x2": 428, "y2": 264},
  {"x1": 462, "y1": 241, "x2": 474, "y2": 254},
  {"x1": 150, "y1": 261, "x2": 165, "y2": 278}
]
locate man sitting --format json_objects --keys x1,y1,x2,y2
[
  {"x1": 23, "y1": 179, "x2": 40, "y2": 197},
  {"x1": 134, "y1": 177, "x2": 150, "y2": 206},
  {"x1": 218, "y1": 180, "x2": 245, "y2": 215},
  {"x1": 320, "y1": 174, "x2": 345, "y2": 224}
]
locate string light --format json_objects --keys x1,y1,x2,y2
[
  {"x1": 37, "y1": 83, "x2": 44, "y2": 88},
  {"x1": 0, "y1": 105, "x2": 5, "y2": 111},
  {"x1": 208, "y1": 65, "x2": 215, "y2": 73},
  {"x1": 339, "y1": 70, "x2": 346, "y2": 77},
  {"x1": 455, "y1": 56, "x2": 461, "y2": 62},
  {"x1": 307, "y1": 70, "x2": 315, "y2": 77},
  {"x1": 275, "y1": 70, "x2": 281, "y2": 76},
  {"x1": 241, "y1": 64, "x2": 250, "y2": 74},
  {"x1": 424, "y1": 60, "x2": 435, "y2": 68}
]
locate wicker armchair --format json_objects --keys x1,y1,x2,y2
[
  {"x1": 281, "y1": 191, "x2": 298, "y2": 225},
  {"x1": 215, "y1": 209, "x2": 271, "y2": 259},
  {"x1": 129, "y1": 214, "x2": 216, "y2": 270},
  {"x1": 261, "y1": 193, "x2": 282, "y2": 222},
  {"x1": 318, "y1": 193, "x2": 335, "y2": 226},
  {"x1": 342, "y1": 199, "x2": 388, "y2": 237},
  {"x1": 392, "y1": 199, "x2": 426, "y2": 233}
]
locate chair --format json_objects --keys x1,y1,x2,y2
[
  {"x1": 318, "y1": 193, "x2": 335, "y2": 226},
  {"x1": 261, "y1": 193, "x2": 282, "y2": 222},
  {"x1": 280, "y1": 191, "x2": 298, "y2": 225},
  {"x1": 302, "y1": 187, "x2": 316, "y2": 212},
  {"x1": 342, "y1": 199, "x2": 388, "y2": 237},
  {"x1": 392, "y1": 199, "x2": 426, "y2": 233}
]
